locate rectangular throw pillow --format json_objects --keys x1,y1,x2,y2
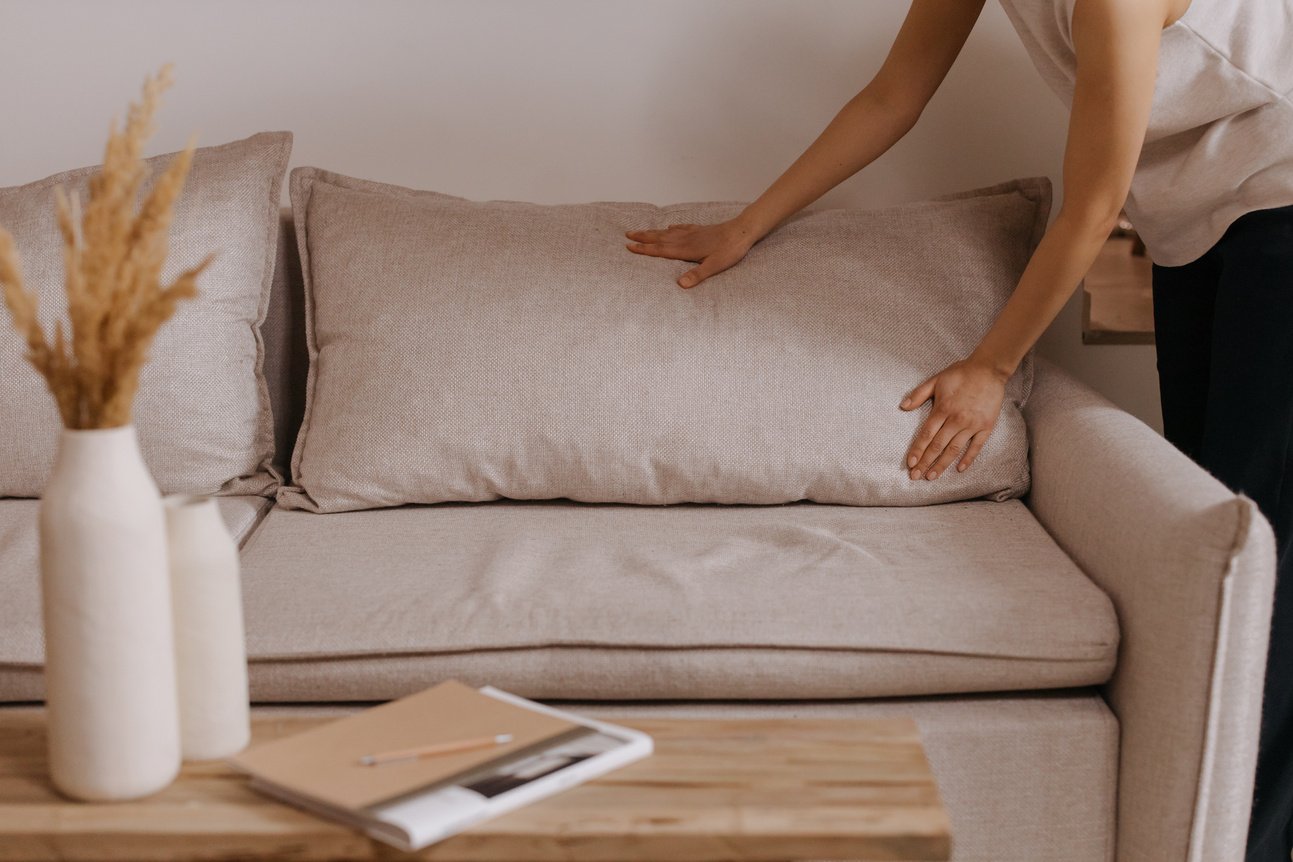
[
  {"x1": 0, "y1": 132, "x2": 292, "y2": 498},
  {"x1": 280, "y1": 169, "x2": 1049, "y2": 512}
]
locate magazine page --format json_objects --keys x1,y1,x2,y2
[{"x1": 365, "y1": 697, "x2": 652, "y2": 851}]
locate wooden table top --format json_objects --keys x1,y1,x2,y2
[
  {"x1": 0, "y1": 712, "x2": 950, "y2": 862},
  {"x1": 1083, "y1": 235, "x2": 1155, "y2": 345}
]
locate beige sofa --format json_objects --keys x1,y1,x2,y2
[{"x1": 0, "y1": 212, "x2": 1278, "y2": 862}]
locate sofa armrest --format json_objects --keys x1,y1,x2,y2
[{"x1": 1022, "y1": 357, "x2": 1277, "y2": 862}]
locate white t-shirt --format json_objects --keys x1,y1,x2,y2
[{"x1": 997, "y1": 0, "x2": 1293, "y2": 266}]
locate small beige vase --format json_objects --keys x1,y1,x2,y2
[
  {"x1": 38, "y1": 425, "x2": 181, "y2": 801},
  {"x1": 163, "y1": 495, "x2": 250, "y2": 761}
]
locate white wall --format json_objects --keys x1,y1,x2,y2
[{"x1": 1, "y1": 0, "x2": 1162, "y2": 430}]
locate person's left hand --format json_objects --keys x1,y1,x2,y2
[{"x1": 899, "y1": 358, "x2": 1008, "y2": 481}]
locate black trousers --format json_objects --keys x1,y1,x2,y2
[{"x1": 1150, "y1": 203, "x2": 1293, "y2": 862}]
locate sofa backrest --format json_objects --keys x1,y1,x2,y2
[{"x1": 262, "y1": 209, "x2": 309, "y2": 480}]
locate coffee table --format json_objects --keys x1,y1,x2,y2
[{"x1": 0, "y1": 711, "x2": 951, "y2": 861}]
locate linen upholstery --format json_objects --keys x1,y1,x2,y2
[
  {"x1": 0, "y1": 496, "x2": 272, "y2": 673},
  {"x1": 0, "y1": 132, "x2": 292, "y2": 498},
  {"x1": 1023, "y1": 356, "x2": 1278, "y2": 862},
  {"x1": 217, "y1": 497, "x2": 1118, "y2": 701},
  {"x1": 280, "y1": 169, "x2": 1050, "y2": 512}
]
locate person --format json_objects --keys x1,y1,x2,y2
[{"x1": 623, "y1": 1, "x2": 1293, "y2": 858}]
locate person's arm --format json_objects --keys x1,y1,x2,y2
[
  {"x1": 626, "y1": 0, "x2": 987, "y2": 288},
  {"x1": 901, "y1": 0, "x2": 1171, "y2": 481}
]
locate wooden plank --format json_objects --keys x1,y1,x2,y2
[
  {"x1": 1083, "y1": 236, "x2": 1155, "y2": 345},
  {"x1": 0, "y1": 713, "x2": 951, "y2": 862}
]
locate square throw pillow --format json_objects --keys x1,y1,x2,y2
[
  {"x1": 280, "y1": 168, "x2": 1049, "y2": 513},
  {"x1": 0, "y1": 132, "x2": 292, "y2": 497}
]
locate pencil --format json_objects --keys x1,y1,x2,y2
[{"x1": 358, "y1": 733, "x2": 514, "y2": 767}]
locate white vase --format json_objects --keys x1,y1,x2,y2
[
  {"x1": 38, "y1": 425, "x2": 181, "y2": 801},
  {"x1": 163, "y1": 495, "x2": 250, "y2": 761}
]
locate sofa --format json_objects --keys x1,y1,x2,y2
[{"x1": 0, "y1": 177, "x2": 1279, "y2": 861}]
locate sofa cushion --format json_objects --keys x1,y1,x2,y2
[
  {"x1": 0, "y1": 132, "x2": 292, "y2": 498},
  {"x1": 280, "y1": 169, "x2": 1048, "y2": 513},
  {"x1": 0, "y1": 496, "x2": 272, "y2": 669},
  {"x1": 222, "y1": 498, "x2": 1116, "y2": 701}
]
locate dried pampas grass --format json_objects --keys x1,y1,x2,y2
[{"x1": 0, "y1": 64, "x2": 212, "y2": 429}]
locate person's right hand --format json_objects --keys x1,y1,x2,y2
[{"x1": 624, "y1": 219, "x2": 760, "y2": 289}]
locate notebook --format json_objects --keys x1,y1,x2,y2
[{"x1": 230, "y1": 680, "x2": 652, "y2": 851}]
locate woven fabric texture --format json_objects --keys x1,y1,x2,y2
[
  {"x1": 0, "y1": 132, "x2": 292, "y2": 498},
  {"x1": 0, "y1": 495, "x2": 272, "y2": 668},
  {"x1": 1023, "y1": 357, "x2": 1277, "y2": 862},
  {"x1": 215, "y1": 496, "x2": 1118, "y2": 700},
  {"x1": 281, "y1": 168, "x2": 1050, "y2": 512}
]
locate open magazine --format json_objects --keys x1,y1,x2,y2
[{"x1": 231, "y1": 683, "x2": 653, "y2": 852}]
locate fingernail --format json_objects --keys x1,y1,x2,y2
[
  {"x1": 928, "y1": 471, "x2": 938, "y2": 480},
  {"x1": 900, "y1": 398, "x2": 910, "y2": 408},
  {"x1": 958, "y1": 463, "x2": 966, "y2": 472},
  {"x1": 910, "y1": 469, "x2": 921, "y2": 480},
  {"x1": 679, "y1": 277, "x2": 693, "y2": 288},
  {"x1": 907, "y1": 455, "x2": 917, "y2": 467}
]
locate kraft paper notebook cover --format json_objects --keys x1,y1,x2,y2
[
  {"x1": 229, "y1": 680, "x2": 653, "y2": 851},
  {"x1": 230, "y1": 680, "x2": 579, "y2": 810}
]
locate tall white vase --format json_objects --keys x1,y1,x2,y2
[
  {"x1": 38, "y1": 425, "x2": 181, "y2": 801},
  {"x1": 163, "y1": 495, "x2": 250, "y2": 761}
]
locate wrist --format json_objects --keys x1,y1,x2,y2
[
  {"x1": 732, "y1": 206, "x2": 779, "y2": 245},
  {"x1": 968, "y1": 348, "x2": 1017, "y2": 384}
]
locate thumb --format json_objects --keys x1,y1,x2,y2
[
  {"x1": 900, "y1": 375, "x2": 937, "y2": 410},
  {"x1": 678, "y1": 266, "x2": 712, "y2": 289},
  {"x1": 678, "y1": 256, "x2": 730, "y2": 289}
]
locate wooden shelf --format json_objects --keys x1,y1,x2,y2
[{"x1": 1082, "y1": 236, "x2": 1154, "y2": 345}]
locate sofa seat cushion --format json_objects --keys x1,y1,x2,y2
[
  {"x1": 229, "y1": 499, "x2": 1118, "y2": 701},
  {"x1": 0, "y1": 496, "x2": 272, "y2": 668}
]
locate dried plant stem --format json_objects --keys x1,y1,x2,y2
[{"x1": 0, "y1": 64, "x2": 210, "y2": 429}]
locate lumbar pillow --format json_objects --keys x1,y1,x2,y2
[
  {"x1": 0, "y1": 132, "x2": 292, "y2": 497},
  {"x1": 280, "y1": 168, "x2": 1049, "y2": 512}
]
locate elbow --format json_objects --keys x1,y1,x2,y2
[
  {"x1": 859, "y1": 81, "x2": 925, "y2": 133},
  {"x1": 1054, "y1": 200, "x2": 1124, "y2": 242}
]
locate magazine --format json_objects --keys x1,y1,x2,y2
[{"x1": 231, "y1": 682, "x2": 652, "y2": 852}]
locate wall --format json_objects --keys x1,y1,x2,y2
[{"x1": 0, "y1": 0, "x2": 1162, "y2": 430}]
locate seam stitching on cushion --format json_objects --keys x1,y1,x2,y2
[
  {"x1": 222, "y1": 132, "x2": 293, "y2": 498},
  {"x1": 235, "y1": 643, "x2": 1114, "y2": 664},
  {"x1": 1184, "y1": 494, "x2": 1250, "y2": 861}
]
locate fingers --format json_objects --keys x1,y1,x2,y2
[
  {"x1": 911, "y1": 418, "x2": 961, "y2": 479},
  {"x1": 905, "y1": 412, "x2": 947, "y2": 474},
  {"x1": 625, "y1": 225, "x2": 702, "y2": 263},
  {"x1": 623, "y1": 223, "x2": 748, "y2": 288},
  {"x1": 624, "y1": 224, "x2": 696, "y2": 243},
  {"x1": 625, "y1": 228, "x2": 669, "y2": 243},
  {"x1": 957, "y1": 430, "x2": 990, "y2": 472},
  {"x1": 625, "y1": 241, "x2": 694, "y2": 260},
  {"x1": 927, "y1": 428, "x2": 974, "y2": 480}
]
